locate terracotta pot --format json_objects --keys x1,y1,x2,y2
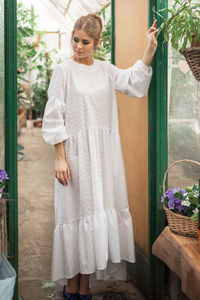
[
  {"x1": 18, "y1": 108, "x2": 23, "y2": 115},
  {"x1": 191, "y1": 35, "x2": 200, "y2": 47},
  {"x1": 198, "y1": 228, "x2": 200, "y2": 248},
  {"x1": 36, "y1": 119, "x2": 42, "y2": 128}
]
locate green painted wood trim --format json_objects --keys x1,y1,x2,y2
[
  {"x1": 111, "y1": 1, "x2": 168, "y2": 298},
  {"x1": 4, "y1": 0, "x2": 18, "y2": 299},
  {"x1": 111, "y1": 0, "x2": 115, "y2": 65},
  {"x1": 148, "y1": 0, "x2": 168, "y2": 299}
]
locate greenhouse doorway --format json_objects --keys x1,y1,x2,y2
[{"x1": 4, "y1": 0, "x2": 169, "y2": 299}]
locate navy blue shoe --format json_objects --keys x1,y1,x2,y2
[
  {"x1": 63, "y1": 285, "x2": 79, "y2": 300},
  {"x1": 79, "y1": 293, "x2": 92, "y2": 300}
]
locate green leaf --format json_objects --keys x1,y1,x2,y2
[
  {"x1": 190, "y1": 214, "x2": 198, "y2": 221},
  {"x1": 157, "y1": 8, "x2": 173, "y2": 14},
  {"x1": 27, "y1": 49, "x2": 37, "y2": 57},
  {"x1": 191, "y1": 4, "x2": 200, "y2": 10},
  {"x1": 153, "y1": 9, "x2": 165, "y2": 19},
  {"x1": 17, "y1": 75, "x2": 30, "y2": 83}
]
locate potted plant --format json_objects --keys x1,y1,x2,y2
[
  {"x1": 17, "y1": 2, "x2": 45, "y2": 128},
  {"x1": 154, "y1": 0, "x2": 200, "y2": 81},
  {"x1": 31, "y1": 50, "x2": 57, "y2": 120},
  {"x1": 161, "y1": 159, "x2": 200, "y2": 238},
  {"x1": 161, "y1": 184, "x2": 200, "y2": 237}
]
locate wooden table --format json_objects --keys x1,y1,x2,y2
[{"x1": 152, "y1": 226, "x2": 200, "y2": 300}]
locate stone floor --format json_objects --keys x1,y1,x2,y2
[
  {"x1": 19, "y1": 275, "x2": 146, "y2": 300},
  {"x1": 18, "y1": 127, "x2": 146, "y2": 300}
]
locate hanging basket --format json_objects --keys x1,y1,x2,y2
[
  {"x1": 162, "y1": 159, "x2": 200, "y2": 238},
  {"x1": 180, "y1": 47, "x2": 200, "y2": 81}
]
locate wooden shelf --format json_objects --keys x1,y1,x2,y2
[{"x1": 152, "y1": 226, "x2": 200, "y2": 300}]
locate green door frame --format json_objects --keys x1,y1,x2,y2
[
  {"x1": 148, "y1": 0, "x2": 168, "y2": 299},
  {"x1": 4, "y1": 0, "x2": 18, "y2": 299},
  {"x1": 111, "y1": 1, "x2": 168, "y2": 299},
  {"x1": 4, "y1": 0, "x2": 168, "y2": 299}
]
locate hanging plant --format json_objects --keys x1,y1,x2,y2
[
  {"x1": 154, "y1": 0, "x2": 200, "y2": 81},
  {"x1": 155, "y1": 0, "x2": 200, "y2": 52}
]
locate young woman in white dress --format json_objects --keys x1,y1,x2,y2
[{"x1": 42, "y1": 13, "x2": 158, "y2": 300}]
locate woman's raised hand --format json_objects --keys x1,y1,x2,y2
[
  {"x1": 146, "y1": 19, "x2": 159, "y2": 52},
  {"x1": 55, "y1": 158, "x2": 71, "y2": 186}
]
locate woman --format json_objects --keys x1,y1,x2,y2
[{"x1": 42, "y1": 13, "x2": 158, "y2": 300}]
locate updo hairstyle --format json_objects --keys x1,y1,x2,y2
[{"x1": 71, "y1": 14, "x2": 103, "y2": 45}]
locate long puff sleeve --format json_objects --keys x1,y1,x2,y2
[
  {"x1": 42, "y1": 64, "x2": 68, "y2": 145},
  {"x1": 109, "y1": 59, "x2": 153, "y2": 98}
]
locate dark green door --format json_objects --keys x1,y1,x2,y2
[{"x1": 4, "y1": 0, "x2": 18, "y2": 299}]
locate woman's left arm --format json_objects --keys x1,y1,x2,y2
[
  {"x1": 109, "y1": 19, "x2": 159, "y2": 98},
  {"x1": 141, "y1": 19, "x2": 159, "y2": 66}
]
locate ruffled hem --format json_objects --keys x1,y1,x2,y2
[
  {"x1": 53, "y1": 259, "x2": 129, "y2": 288},
  {"x1": 51, "y1": 207, "x2": 135, "y2": 284}
]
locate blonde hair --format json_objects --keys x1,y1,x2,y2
[{"x1": 72, "y1": 13, "x2": 103, "y2": 43}]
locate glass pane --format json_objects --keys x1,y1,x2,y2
[
  {"x1": 168, "y1": 1, "x2": 200, "y2": 188},
  {"x1": 0, "y1": 0, "x2": 4, "y2": 168}
]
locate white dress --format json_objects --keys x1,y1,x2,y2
[{"x1": 42, "y1": 57, "x2": 152, "y2": 287}]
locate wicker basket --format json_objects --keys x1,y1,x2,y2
[
  {"x1": 162, "y1": 159, "x2": 200, "y2": 238},
  {"x1": 180, "y1": 47, "x2": 200, "y2": 81}
]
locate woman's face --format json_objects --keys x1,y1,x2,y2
[{"x1": 71, "y1": 29, "x2": 97, "y2": 59}]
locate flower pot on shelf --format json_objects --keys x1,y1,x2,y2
[
  {"x1": 163, "y1": 204, "x2": 198, "y2": 237},
  {"x1": 162, "y1": 159, "x2": 200, "y2": 238}
]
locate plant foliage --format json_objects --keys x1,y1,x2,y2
[
  {"x1": 93, "y1": 5, "x2": 111, "y2": 61},
  {"x1": 154, "y1": 0, "x2": 200, "y2": 52},
  {"x1": 17, "y1": 1, "x2": 59, "y2": 118},
  {"x1": 161, "y1": 184, "x2": 200, "y2": 221}
]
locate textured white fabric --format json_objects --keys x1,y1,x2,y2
[{"x1": 42, "y1": 57, "x2": 152, "y2": 287}]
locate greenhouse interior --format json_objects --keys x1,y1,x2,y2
[{"x1": 0, "y1": 0, "x2": 200, "y2": 299}]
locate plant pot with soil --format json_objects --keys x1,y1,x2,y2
[
  {"x1": 154, "y1": 0, "x2": 200, "y2": 81},
  {"x1": 161, "y1": 159, "x2": 200, "y2": 238}
]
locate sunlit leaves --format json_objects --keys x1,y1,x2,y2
[{"x1": 154, "y1": 0, "x2": 200, "y2": 52}]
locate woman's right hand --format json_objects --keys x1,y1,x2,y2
[{"x1": 55, "y1": 158, "x2": 71, "y2": 186}]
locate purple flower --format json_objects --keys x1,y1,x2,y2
[
  {"x1": 175, "y1": 203, "x2": 185, "y2": 212},
  {"x1": 161, "y1": 196, "x2": 165, "y2": 202},
  {"x1": 161, "y1": 187, "x2": 186, "y2": 212},
  {"x1": 0, "y1": 170, "x2": 9, "y2": 183}
]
